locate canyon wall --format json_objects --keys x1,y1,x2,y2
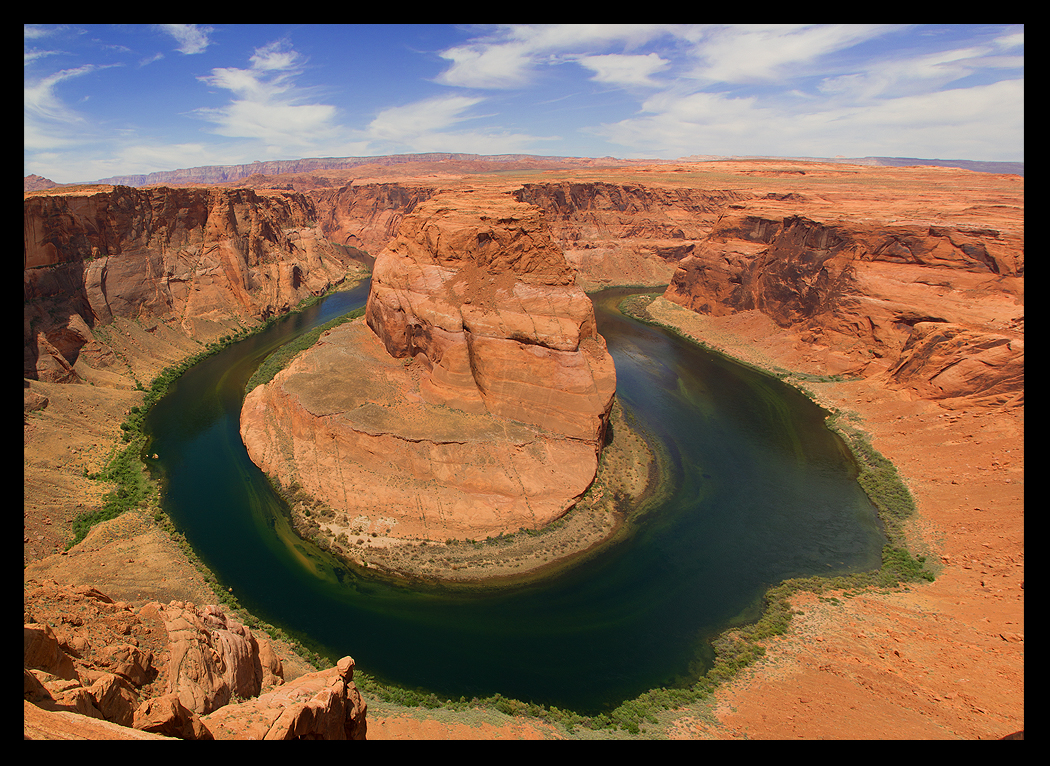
[
  {"x1": 664, "y1": 209, "x2": 1023, "y2": 407},
  {"x1": 514, "y1": 181, "x2": 751, "y2": 289},
  {"x1": 301, "y1": 179, "x2": 752, "y2": 291},
  {"x1": 240, "y1": 189, "x2": 616, "y2": 541},
  {"x1": 24, "y1": 186, "x2": 364, "y2": 385},
  {"x1": 310, "y1": 182, "x2": 435, "y2": 256}
]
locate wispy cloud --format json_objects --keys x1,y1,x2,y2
[
  {"x1": 195, "y1": 40, "x2": 339, "y2": 152},
  {"x1": 158, "y1": 24, "x2": 214, "y2": 55},
  {"x1": 576, "y1": 53, "x2": 669, "y2": 87},
  {"x1": 24, "y1": 66, "x2": 97, "y2": 131},
  {"x1": 679, "y1": 24, "x2": 900, "y2": 84},
  {"x1": 593, "y1": 76, "x2": 1024, "y2": 160},
  {"x1": 435, "y1": 24, "x2": 674, "y2": 89},
  {"x1": 362, "y1": 93, "x2": 553, "y2": 154},
  {"x1": 366, "y1": 95, "x2": 485, "y2": 142}
]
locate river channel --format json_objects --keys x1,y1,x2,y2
[{"x1": 143, "y1": 282, "x2": 884, "y2": 714}]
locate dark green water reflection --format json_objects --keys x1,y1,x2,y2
[{"x1": 143, "y1": 283, "x2": 883, "y2": 714}]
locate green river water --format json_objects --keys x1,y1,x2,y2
[{"x1": 143, "y1": 282, "x2": 884, "y2": 714}]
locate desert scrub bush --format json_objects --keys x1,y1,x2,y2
[{"x1": 71, "y1": 437, "x2": 152, "y2": 547}]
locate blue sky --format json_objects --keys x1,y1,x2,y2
[{"x1": 25, "y1": 24, "x2": 1024, "y2": 183}]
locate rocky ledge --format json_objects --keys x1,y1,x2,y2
[
  {"x1": 240, "y1": 190, "x2": 616, "y2": 543},
  {"x1": 24, "y1": 579, "x2": 366, "y2": 740}
]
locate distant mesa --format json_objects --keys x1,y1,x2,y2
[
  {"x1": 23, "y1": 174, "x2": 59, "y2": 192},
  {"x1": 23, "y1": 152, "x2": 1023, "y2": 193}
]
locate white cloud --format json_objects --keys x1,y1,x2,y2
[
  {"x1": 577, "y1": 53, "x2": 669, "y2": 87},
  {"x1": 682, "y1": 24, "x2": 901, "y2": 84},
  {"x1": 24, "y1": 65, "x2": 97, "y2": 125},
  {"x1": 361, "y1": 93, "x2": 556, "y2": 155},
  {"x1": 24, "y1": 48, "x2": 58, "y2": 66},
  {"x1": 366, "y1": 95, "x2": 485, "y2": 142},
  {"x1": 195, "y1": 41, "x2": 340, "y2": 150},
  {"x1": 250, "y1": 40, "x2": 300, "y2": 71},
  {"x1": 435, "y1": 24, "x2": 676, "y2": 89},
  {"x1": 436, "y1": 40, "x2": 536, "y2": 89},
  {"x1": 593, "y1": 78, "x2": 1024, "y2": 161},
  {"x1": 818, "y1": 41, "x2": 1024, "y2": 102},
  {"x1": 159, "y1": 24, "x2": 214, "y2": 55}
]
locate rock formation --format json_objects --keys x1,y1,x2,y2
[
  {"x1": 240, "y1": 189, "x2": 616, "y2": 541},
  {"x1": 515, "y1": 182, "x2": 750, "y2": 288},
  {"x1": 201, "y1": 656, "x2": 366, "y2": 740},
  {"x1": 664, "y1": 211, "x2": 1024, "y2": 405},
  {"x1": 87, "y1": 153, "x2": 630, "y2": 188},
  {"x1": 310, "y1": 182, "x2": 434, "y2": 255},
  {"x1": 23, "y1": 579, "x2": 366, "y2": 740},
  {"x1": 24, "y1": 185, "x2": 365, "y2": 384}
]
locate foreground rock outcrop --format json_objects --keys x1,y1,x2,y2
[
  {"x1": 23, "y1": 579, "x2": 366, "y2": 740},
  {"x1": 241, "y1": 190, "x2": 616, "y2": 541}
]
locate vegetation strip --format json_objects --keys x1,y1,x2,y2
[{"x1": 72, "y1": 285, "x2": 360, "y2": 548}]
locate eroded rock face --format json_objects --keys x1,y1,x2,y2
[
  {"x1": 240, "y1": 190, "x2": 616, "y2": 541},
  {"x1": 201, "y1": 656, "x2": 366, "y2": 740},
  {"x1": 665, "y1": 212, "x2": 1024, "y2": 404},
  {"x1": 889, "y1": 322, "x2": 1024, "y2": 406},
  {"x1": 515, "y1": 182, "x2": 750, "y2": 288},
  {"x1": 311, "y1": 182, "x2": 434, "y2": 255},
  {"x1": 133, "y1": 600, "x2": 284, "y2": 715},
  {"x1": 23, "y1": 580, "x2": 343, "y2": 740},
  {"x1": 365, "y1": 190, "x2": 615, "y2": 439},
  {"x1": 24, "y1": 186, "x2": 362, "y2": 383}
]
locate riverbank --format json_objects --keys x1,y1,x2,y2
[
  {"x1": 630, "y1": 295, "x2": 1024, "y2": 739},
  {"x1": 282, "y1": 397, "x2": 661, "y2": 585}
]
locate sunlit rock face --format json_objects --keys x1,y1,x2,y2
[
  {"x1": 664, "y1": 212, "x2": 1024, "y2": 405},
  {"x1": 24, "y1": 185, "x2": 359, "y2": 382},
  {"x1": 241, "y1": 190, "x2": 616, "y2": 541}
]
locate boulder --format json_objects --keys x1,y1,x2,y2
[
  {"x1": 133, "y1": 693, "x2": 214, "y2": 740},
  {"x1": 202, "y1": 656, "x2": 366, "y2": 740}
]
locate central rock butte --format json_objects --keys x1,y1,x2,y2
[{"x1": 239, "y1": 189, "x2": 616, "y2": 541}]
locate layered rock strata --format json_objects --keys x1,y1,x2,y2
[
  {"x1": 241, "y1": 190, "x2": 616, "y2": 541},
  {"x1": 665, "y1": 212, "x2": 1024, "y2": 405},
  {"x1": 310, "y1": 182, "x2": 434, "y2": 255},
  {"x1": 24, "y1": 185, "x2": 363, "y2": 384},
  {"x1": 514, "y1": 182, "x2": 750, "y2": 289}
]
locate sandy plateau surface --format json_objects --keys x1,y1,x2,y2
[{"x1": 643, "y1": 299, "x2": 1024, "y2": 740}]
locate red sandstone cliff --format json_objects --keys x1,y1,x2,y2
[
  {"x1": 240, "y1": 190, "x2": 616, "y2": 541},
  {"x1": 664, "y1": 211, "x2": 1023, "y2": 406},
  {"x1": 514, "y1": 182, "x2": 751, "y2": 289},
  {"x1": 310, "y1": 182, "x2": 435, "y2": 256},
  {"x1": 24, "y1": 186, "x2": 364, "y2": 384}
]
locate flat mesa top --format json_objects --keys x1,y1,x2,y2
[{"x1": 278, "y1": 320, "x2": 543, "y2": 444}]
